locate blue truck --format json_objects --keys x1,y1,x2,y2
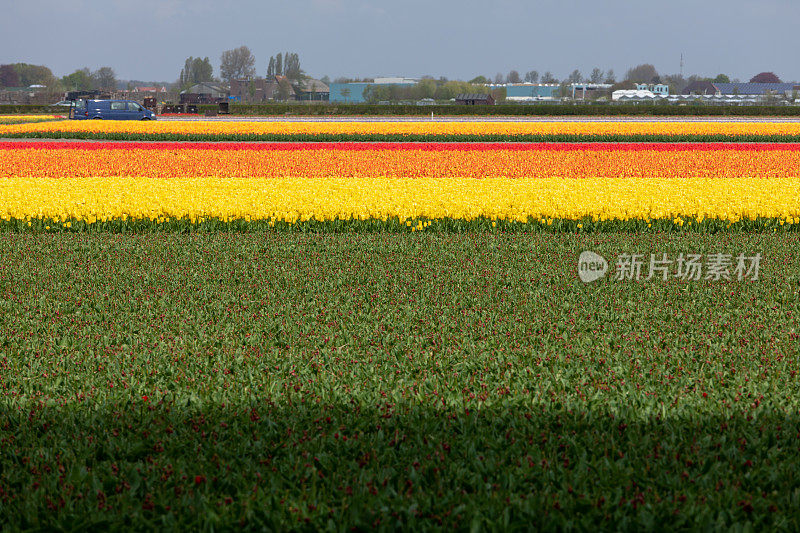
[{"x1": 69, "y1": 99, "x2": 156, "y2": 120}]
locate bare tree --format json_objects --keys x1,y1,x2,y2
[
  {"x1": 524, "y1": 70, "x2": 539, "y2": 83},
  {"x1": 93, "y1": 67, "x2": 116, "y2": 91},
  {"x1": 604, "y1": 69, "x2": 616, "y2": 83},
  {"x1": 507, "y1": 70, "x2": 521, "y2": 83},
  {"x1": 220, "y1": 46, "x2": 256, "y2": 83},
  {"x1": 589, "y1": 68, "x2": 604, "y2": 83},
  {"x1": 494, "y1": 72, "x2": 505, "y2": 84},
  {"x1": 541, "y1": 71, "x2": 558, "y2": 84},
  {"x1": 566, "y1": 69, "x2": 583, "y2": 83}
]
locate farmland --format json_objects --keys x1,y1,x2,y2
[
  {"x1": 7, "y1": 119, "x2": 800, "y2": 142},
  {"x1": 1, "y1": 118, "x2": 799, "y2": 530},
  {"x1": 2, "y1": 232, "x2": 799, "y2": 530}
]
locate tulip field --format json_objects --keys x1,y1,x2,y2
[
  {"x1": 6, "y1": 118, "x2": 800, "y2": 142},
  {"x1": 1, "y1": 118, "x2": 800, "y2": 530}
]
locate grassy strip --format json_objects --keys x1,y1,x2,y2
[
  {"x1": 7, "y1": 131, "x2": 800, "y2": 143},
  {"x1": 0, "y1": 232, "x2": 798, "y2": 530},
  {"x1": 2, "y1": 216, "x2": 799, "y2": 233},
  {"x1": 0, "y1": 117, "x2": 65, "y2": 126}
]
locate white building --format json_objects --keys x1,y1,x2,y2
[
  {"x1": 373, "y1": 77, "x2": 418, "y2": 85},
  {"x1": 612, "y1": 89, "x2": 658, "y2": 101}
]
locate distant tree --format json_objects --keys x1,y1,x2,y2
[
  {"x1": 524, "y1": 70, "x2": 539, "y2": 83},
  {"x1": 284, "y1": 53, "x2": 303, "y2": 79},
  {"x1": 507, "y1": 70, "x2": 521, "y2": 83},
  {"x1": 92, "y1": 67, "x2": 117, "y2": 91},
  {"x1": 340, "y1": 86, "x2": 351, "y2": 102},
  {"x1": 589, "y1": 68, "x2": 604, "y2": 83},
  {"x1": 277, "y1": 77, "x2": 293, "y2": 100},
  {"x1": 13, "y1": 63, "x2": 57, "y2": 87},
  {"x1": 713, "y1": 74, "x2": 730, "y2": 83},
  {"x1": 61, "y1": 68, "x2": 94, "y2": 91},
  {"x1": 416, "y1": 78, "x2": 436, "y2": 99},
  {"x1": 604, "y1": 69, "x2": 616, "y2": 83},
  {"x1": 469, "y1": 75, "x2": 489, "y2": 84},
  {"x1": 494, "y1": 73, "x2": 504, "y2": 84},
  {"x1": 196, "y1": 58, "x2": 213, "y2": 83},
  {"x1": 749, "y1": 72, "x2": 781, "y2": 83},
  {"x1": 625, "y1": 64, "x2": 658, "y2": 83},
  {"x1": 566, "y1": 69, "x2": 583, "y2": 84},
  {"x1": 180, "y1": 57, "x2": 213, "y2": 89},
  {"x1": 663, "y1": 74, "x2": 688, "y2": 94},
  {"x1": 267, "y1": 57, "x2": 276, "y2": 77},
  {"x1": 275, "y1": 53, "x2": 283, "y2": 77},
  {"x1": 179, "y1": 57, "x2": 192, "y2": 87},
  {"x1": 220, "y1": 46, "x2": 256, "y2": 82},
  {"x1": 0, "y1": 64, "x2": 21, "y2": 87},
  {"x1": 541, "y1": 71, "x2": 558, "y2": 84},
  {"x1": 490, "y1": 86, "x2": 507, "y2": 102},
  {"x1": 320, "y1": 75, "x2": 331, "y2": 85},
  {"x1": 609, "y1": 80, "x2": 636, "y2": 92}
]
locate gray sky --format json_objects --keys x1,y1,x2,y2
[{"x1": 3, "y1": 0, "x2": 799, "y2": 82}]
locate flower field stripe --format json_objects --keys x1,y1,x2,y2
[
  {"x1": 5, "y1": 143, "x2": 800, "y2": 179},
  {"x1": 2, "y1": 177, "x2": 799, "y2": 225},
  {"x1": 7, "y1": 119, "x2": 800, "y2": 141},
  {"x1": 6, "y1": 141, "x2": 800, "y2": 151}
]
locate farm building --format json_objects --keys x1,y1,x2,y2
[
  {"x1": 455, "y1": 93, "x2": 495, "y2": 105},
  {"x1": 682, "y1": 82, "x2": 798, "y2": 97},
  {"x1": 635, "y1": 83, "x2": 669, "y2": 96},
  {"x1": 294, "y1": 78, "x2": 329, "y2": 101},
  {"x1": 503, "y1": 84, "x2": 560, "y2": 101},
  {"x1": 329, "y1": 78, "x2": 417, "y2": 103},
  {"x1": 229, "y1": 79, "x2": 279, "y2": 102},
  {"x1": 182, "y1": 82, "x2": 227, "y2": 98},
  {"x1": 570, "y1": 83, "x2": 613, "y2": 99}
]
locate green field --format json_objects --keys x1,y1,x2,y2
[{"x1": 1, "y1": 232, "x2": 799, "y2": 530}]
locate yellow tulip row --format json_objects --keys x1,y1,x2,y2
[{"x1": 2, "y1": 177, "x2": 799, "y2": 225}]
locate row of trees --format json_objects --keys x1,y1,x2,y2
[
  {"x1": 178, "y1": 57, "x2": 213, "y2": 90},
  {"x1": 266, "y1": 52, "x2": 303, "y2": 79},
  {"x1": 479, "y1": 69, "x2": 615, "y2": 85},
  {"x1": 0, "y1": 63, "x2": 118, "y2": 92},
  {"x1": 214, "y1": 47, "x2": 305, "y2": 84},
  {"x1": 61, "y1": 67, "x2": 117, "y2": 91},
  {"x1": 362, "y1": 79, "x2": 491, "y2": 103},
  {"x1": 480, "y1": 65, "x2": 784, "y2": 90},
  {"x1": 0, "y1": 63, "x2": 60, "y2": 89}
]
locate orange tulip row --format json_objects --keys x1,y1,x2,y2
[{"x1": 3, "y1": 143, "x2": 800, "y2": 179}]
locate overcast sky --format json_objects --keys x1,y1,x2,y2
[{"x1": 3, "y1": 0, "x2": 799, "y2": 83}]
